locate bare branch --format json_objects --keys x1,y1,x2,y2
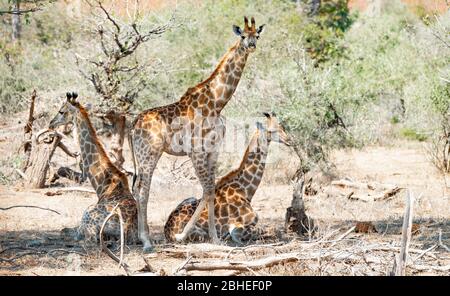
[
  {"x1": 182, "y1": 252, "x2": 300, "y2": 272},
  {"x1": 53, "y1": 187, "x2": 96, "y2": 194},
  {"x1": 0, "y1": 205, "x2": 60, "y2": 215},
  {"x1": 100, "y1": 203, "x2": 130, "y2": 275},
  {"x1": 96, "y1": 0, "x2": 121, "y2": 34},
  {"x1": 0, "y1": 7, "x2": 41, "y2": 15},
  {"x1": 391, "y1": 191, "x2": 414, "y2": 276}
]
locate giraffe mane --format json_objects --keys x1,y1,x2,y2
[{"x1": 184, "y1": 42, "x2": 240, "y2": 95}]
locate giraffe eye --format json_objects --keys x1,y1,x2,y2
[
  {"x1": 256, "y1": 35, "x2": 260, "y2": 39},
  {"x1": 241, "y1": 35, "x2": 245, "y2": 39}
]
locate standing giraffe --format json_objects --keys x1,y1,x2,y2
[
  {"x1": 164, "y1": 112, "x2": 291, "y2": 244},
  {"x1": 130, "y1": 17, "x2": 265, "y2": 251},
  {"x1": 49, "y1": 92, "x2": 138, "y2": 245}
]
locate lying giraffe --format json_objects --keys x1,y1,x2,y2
[
  {"x1": 130, "y1": 17, "x2": 265, "y2": 251},
  {"x1": 164, "y1": 112, "x2": 291, "y2": 244},
  {"x1": 49, "y1": 92, "x2": 138, "y2": 245}
]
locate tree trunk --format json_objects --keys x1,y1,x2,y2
[
  {"x1": 24, "y1": 132, "x2": 61, "y2": 188},
  {"x1": 285, "y1": 179, "x2": 314, "y2": 235},
  {"x1": 12, "y1": 0, "x2": 21, "y2": 42},
  {"x1": 104, "y1": 110, "x2": 126, "y2": 169}
]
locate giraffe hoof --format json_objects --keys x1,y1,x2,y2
[{"x1": 174, "y1": 233, "x2": 185, "y2": 242}]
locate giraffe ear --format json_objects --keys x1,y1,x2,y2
[
  {"x1": 84, "y1": 103, "x2": 92, "y2": 111},
  {"x1": 262, "y1": 112, "x2": 271, "y2": 118},
  {"x1": 232, "y1": 25, "x2": 242, "y2": 37},
  {"x1": 257, "y1": 24, "x2": 265, "y2": 34}
]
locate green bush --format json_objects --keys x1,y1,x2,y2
[
  {"x1": 302, "y1": 0, "x2": 357, "y2": 64},
  {"x1": 0, "y1": 0, "x2": 448, "y2": 177},
  {"x1": 400, "y1": 128, "x2": 428, "y2": 142}
]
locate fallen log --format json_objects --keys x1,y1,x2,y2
[
  {"x1": 182, "y1": 252, "x2": 300, "y2": 272},
  {"x1": 410, "y1": 265, "x2": 450, "y2": 272},
  {"x1": 348, "y1": 187, "x2": 402, "y2": 202}
]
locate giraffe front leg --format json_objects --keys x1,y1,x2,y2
[
  {"x1": 175, "y1": 151, "x2": 220, "y2": 244},
  {"x1": 134, "y1": 171, "x2": 154, "y2": 252},
  {"x1": 133, "y1": 147, "x2": 162, "y2": 253}
]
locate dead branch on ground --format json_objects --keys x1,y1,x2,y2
[
  {"x1": 181, "y1": 252, "x2": 300, "y2": 273},
  {"x1": 99, "y1": 203, "x2": 130, "y2": 276},
  {"x1": 52, "y1": 187, "x2": 96, "y2": 194},
  {"x1": 330, "y1": 178, "x2": 403, "y2": 202},
  {"x1": 0, "y1": 205, "x2": 60, "y2": 215}
]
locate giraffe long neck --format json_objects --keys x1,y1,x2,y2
[
  {"x1": 74, "y1": 108, "x2": 125, "y2": 198},
  {"x1": 211, "y1": 42, "x2": 249, "y2": 112},
  {"x1": 182, "y1": 42, "x2": 249, "y2": 114},
  {"x1": 237, "y1": 129, "x2": 270, "y2": 202}
]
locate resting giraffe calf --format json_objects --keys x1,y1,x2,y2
[
  {"x1": 49, "y1": 92, "x2": 138, "y2": 246},
  {"x1": 164, "y1": 112, "x2": 291, "y2": 244}
]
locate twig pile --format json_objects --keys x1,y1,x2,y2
[{"x1": 151, "y1": 225, "x2": 449, "y2": 276}]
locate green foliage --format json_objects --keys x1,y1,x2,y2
[
  {"x1": 302, "y1": 0, "x2": 356, "y2": 64},
  {"x1": 400, "y1": 128, "x2": 427, "y2": 142},
  {"x1": 0, "y1": 43, "x2": 28, "y2": 113},
  {"x1": 0, "y1": 170, "x2": 12, "y2": 185},
  {"x1": 0, "y1": 0, "x2": 448, "y2": 176},
  {"x1": 430, "y1": 82, "x2": 450, "y2": 117},
  {"x1": 390, "y1": 116, "x2": 400, "y2": 124}
]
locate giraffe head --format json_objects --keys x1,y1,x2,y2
[
  {"x1": 233, "y1": 16, "x2": 265, "y2": 53},
  {"x1": 262, "y1": 112, "x2": 291, "y2": 146},
  {"x1": 49, "y1": 92, "x2": 80, "y2": 129}
]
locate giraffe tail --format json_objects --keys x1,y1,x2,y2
[{"x1": 128, "y1": 129, "x2": 138, "y2": 192}]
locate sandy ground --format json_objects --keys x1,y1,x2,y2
[{"x1": 0, "y1": 116, "x2": 449, "y2": 275}]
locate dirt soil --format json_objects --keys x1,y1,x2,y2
[{"x1": 0, "y1": 116, "x2": 449, "y2": 276}]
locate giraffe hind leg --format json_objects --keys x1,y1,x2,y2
[
  {"x1": 187, "y1": 226, "x2": 209, "y2": 242},
  {"x1": 229, "y1": 224, "x2": 262, "y2": 245}
]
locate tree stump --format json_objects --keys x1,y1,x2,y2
[
  {"x1": 24, "y1": 131, "x2": 61, "y2": 188},
  {"x1": 285, "y1": 179, "x2": 315, "y2": 236}
]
